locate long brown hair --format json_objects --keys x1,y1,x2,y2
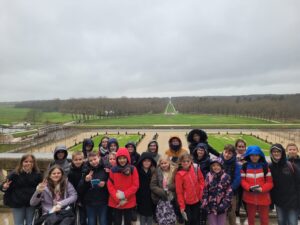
[
  {"x1": 15, "y1": 154, "x2": 40, "y2": 175},
  {"x1": 46, "y1": 165, "x2": 67, "y2": 199}
]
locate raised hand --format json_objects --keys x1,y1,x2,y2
[
  {"x1": 36, "y1": 179, "x2": 47, "y2": 193},
  {"x1": 2, "y1": 180, "x2": 12, "y2": 190},
  {"x1": 85, "y1": 170, "x2": 94, "y2": 182}
]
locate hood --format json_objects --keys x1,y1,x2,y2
[
  {"x1": 82, "y1": 138, "x2": 94, "y2": 150},
  {"x1": 125, "y1": 141, "x2": 137, "y2": 153},
  {"x1": 192, "y1": 143, "x2": 209, "y2": 160},
  {"x1": 244, "y1": 145, "x2": 267, "y2": 163},
  {"x1": 137, "y1": 152, "x2": 157, "y2": 168},
  {"x1": 147, "y1": 140, "x2": 159, "y2": 154},
  {"x1": 116, "y1": 147, "x2": 131, "y2": 165},
  {"x1": 107, "y1": 138, "x2": 119, "y2": 150},
  {"x1": 187, "y1": 129, "x2": 208, "y2": 143},
  {"x1": 168, "y1": 136, "x2": 182, "y2": 149},
  {"x1": 270, "y1": 143, "x2": 286, "y2": 164},
  {"x1": 54, "y1": 145, "x2": 68, "y2": 160},
  {"x1": 210, "y1": 157, "x2": 224, "y2": 168}
]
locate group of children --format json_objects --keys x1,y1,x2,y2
[{"x1": 0, "y1": 129, "x2": 300, "y2": 225}]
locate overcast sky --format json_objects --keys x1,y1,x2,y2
[{"x1": 0, "y1": 0, "x2": 300, "y2": 102}]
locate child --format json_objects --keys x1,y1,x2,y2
[
  {"x1": 165, "y1": 136, "x2": 188, "y2": 163},
  {"x1": 269, "y1": 144, "x2": 299, "y2": 225},
  {"x1": 107, "y1": 147, "x2": 139, "y2": 225},
  {"x1": 30, "y1": 165, "x2": 77, "y2": 225},
  {"x1": 220, "y1": 144, "x2": 241, "y2": 225},
  {"x1": 150, "y1": 156, "x2": 177, "y2": 225},
  {"x1": 240, "y1": 146, "x2": 273, "y2": 225},
  {"x1": 175, "y1": 153, "x2": 205, "y2": 225},
  {"x1": 107, "y1": 138, "x2": 119, "y2": 153},
  {"x1": 125, "y1": 141, "x2": 140, "y2": 166},
  {"x1": 147, "y1": 140, "x2": 161, "y2": 162},
  {"x1": 82, "y1": 138, "x2": 95, "y2": 159},
  {"x1": 202, "y1": 158, "x2": 233, "y2": 225},
  {"x1": 187, "y1": 129, "x2": 220, "y2": 156},
  {"x1": 0, "y1": 154, "x2": 42, "y2": 225},
  {"x1": 136, "y1": 152, "x2": 157, "y2": 225},
  {"x1": 99, "y1": 136, "x2": 110, "y2": 158},
  {"x1": 68, "y1": 152, "x2": 88, "y2": 225},
  {"x1": 78, "y1": 152, "x2": 109, "y2": 225},
  {"x1": 192, "y1": 143, "x2": 211, "y2": 177},
  {"x1": 49, "y1": 144, "x2": 71, "y2": 175}
]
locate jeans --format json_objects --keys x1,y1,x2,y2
[
  {"x1": 140, "y1": 215, "x2": 153, "y2": 225},
  {"x1": 276, "y1": 206, "x2": 298, "y2": 225},
  {"x1": 86, "y1": 205, "x2": 108, "y2": 225},
  {"x1": 12, "y1": 207, "x2": 35, "y2": 225}
]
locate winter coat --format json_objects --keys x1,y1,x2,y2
[
  {"x1": 82, "y1": 139, "x2": 94, "y2": 158},
  {"x1": 187, "y1": 129, "x2": 220, "y2": 157},
  {"x1": 68, "y1": 162, "x2": 88, "y2": 190},
  {"x1": 221, "y1": 153, "x2": 241, "y2": 193},
  {"x1": 136, "y1": 152, "x2": 156, "y2": 216},
  {"x1": 270, "y1": 148, "x2": 298, "y2": 209},
  {"x1": 288, "y1": 156, "x2": 300, "y2": 208},
  {"x1": 125, "y1": 142, "x2": 140, "y2": 166},
  {"x1": 147, "y1": 140, "x2": 161, "y2": 162},
  {"x1": 150, "y1": 164, "x2": 176, "y2": 204},
  {"x1": 165, "y1": 136, "x2": 188, "y2": 163},
  {"x1": 201, "y1": 170, "x2": 233, "y2": 215},
  {"x1": 107, "y1": 148, "x2": 139, "y2": 209},
  {"x1": 192, "y1": 144, "x2": 211, "y2": 178},
  {"x1": 78, "y1": 160, "x2": 109, "y2": 206},
  {"x1": 175, "y1": 164, "x2": 205, "y2": 211},
  {"x1": 49, "y1": 145, "x2": 71, "y2": 175},
  {"x1": 240, "y1": 146, "x2": 273, "y2": 206},
  {"x1": 0, "y1": 170, "x2": 42, "y2": 208},
  {"x1": 30, "y1": 181, "x2": 77, "y2": 215}
]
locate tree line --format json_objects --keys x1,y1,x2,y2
[{"x1": 14, "y1": 94, "x2": 300, "y2": 122}]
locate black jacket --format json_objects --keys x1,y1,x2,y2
[
  {"x1": 1, "y1": 171, "x2": 42, "y2": 208},
  {"x1": 270, "y1": 150, "x2": 298, "y2": 209},
  {"x1": 78, "y1": 160, "x2": 109, "y2": 206},
  {"x1": 288, "y1": 156, "x2": 300, "y2": 208}
]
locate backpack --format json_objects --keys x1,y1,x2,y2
[
  {"x1": 242, "y1": 162, "x2": 269, "y2": 181},
  {"x1": 155, "y1": 200, "x2": 176, "y2": 225}
]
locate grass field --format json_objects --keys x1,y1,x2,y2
[
  {"x1": 12, "y1": 130, "x2": 38, "y2": 138},
  {"x1": 209, "y1": 134, "x2": 271, "y2": 155},
  {"x1": 0, "y1": 144, "x2": 23, "y2": 153},
  {"x1": 0, "y1": 106, "x2": 73, "y2": 125},
  {"x1": 69, "y1": 134, "x2": 141, "y2": 151},
  {"x1": 85, "y1": 114, "x2": 277, "y2": 125}
]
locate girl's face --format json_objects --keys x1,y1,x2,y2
[
  {"x1": 142, "y1": 159, "x2": 152, "y2": 169},
  {"x1": 211, "y1": 163, "x2": 222, "y2": 173},
  {"x1": 127, "y1": 145, "x2": 135, "y2": 153},
  {"x1": 197, "y1": 149, "x2": 205, "y2": 158},
  {"x1": 72, "y1": 155, "x2": 84, "y2": 168},
  {"x1": 109, "y1": 156, "x2": 116, "y2": 166},
  {"x1": 271, "y1": 149, "x2": 282, "y2": 161},
  {"x1": 181, "y1": 158, "x2": 192, "y2": 170},
  {"x1": 287, "y1": 146, "x2": 298, "y2": 158},
  {"x1": 148, "y1": 143, "x2": 158, "y2": 153},
  {"x1": 236, "y1": 142, "x2": 246, "y2": 154},
  {"x1": 223, "y1": 150, "x2": 234, "y2": 161},
  {"x1": 50, "y1": 168, "x2": 62, "y2": 183},
  {"x1": 160, "y1": 160, "x2": 170, "y2": 171},
  {"x1": 88, "y1": 155, "x2": 100, "y2": 167},
  {"x1": 101, "y1": 138, "x2": 109, "y2": 148},
  {"x1": 250, "y1": 154, "x2": 260, "y2": 163},
  {"x1": 118, "y1": 156, "x2": 128, "y2": 167},
  {"x1": 22, "y1": 156, "x2": 34, "y2": 172},
  {"x1": 193, "y1": 133, "x2": 200, "y2": 142},
  {"x1": 109, "y1": 143, "x2": 118, "y2": 152}
]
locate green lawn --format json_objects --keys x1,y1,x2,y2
[
  {"x1": 208, "y1": 134, "x2": 271, "y2": 156},
  {"x1": 85, "y1": 114, "x2": 277, "y2": 125},
  {"x1": 0, "y1": 106, "x2": 73, "y2": 125},
  {"x1": 69, "y1": 134, "x2": 142, "y2": 151},
  {"x1": 12, "y1": 130, "x2": 38, "y2": 138},
  {"x1": 0, "y1": 144, "x2": 23, "y2": 153}
]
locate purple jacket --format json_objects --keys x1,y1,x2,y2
[{"x1": 30, "y1": 181, "x2": 77, "y2": 215}]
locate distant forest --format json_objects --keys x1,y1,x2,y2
[{"x1": 15, "y1": 94, "x2": 300, "y2": 121}]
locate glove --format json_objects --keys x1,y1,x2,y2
[{"x1": 181, "y1": 211, "x2": 188, "y2": 221}]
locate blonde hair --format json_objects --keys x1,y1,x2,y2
[
  {"x1": 157, "y1": 155, "x2": 171, "y2": 167},
  {"x1": 108, "y1": 152, "x2": 116, "y2": 159},
  {"x1": 72, "y1": 151, "x2": 84, "y2": 159}
]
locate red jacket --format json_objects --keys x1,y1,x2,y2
[
  {"x1": 175, "y1": 164, "x2": 205, "y2": 211},
  {"x1": 107, "y1": 148, "x2": 139, "y2": 209}
]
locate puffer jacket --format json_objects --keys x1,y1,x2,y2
[{"x1": 165, "y1": 136, "x2": 188, "y2": 163}]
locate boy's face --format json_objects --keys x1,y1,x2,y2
[
  {"x1": 236, "y1": 142, "x2": 246, "y2": 154},
  {"x1": 57, "y1": 151, "x2": 65, "y2": 160},
  {"x1": 193, "y1": 133, "x2": 200, "y2": 142},
  {"x1": 250, "y1": 154, "x2": 260, "y2": 163},
  {"x1": 118, "y1": 156, "x2": 128, "y2": 166},
  {"x1": 142, "y1": 159, "x2": 152, "y2": 169},
  {"x1": 73, "y1": 155, "x2": 84, "y2": 168},
  {"x1": 171, "y1": 139, "x2": 180, "y2": 145},
  {"x1": 127, "y1": 145, "x2": 135, "y2": 153},
  {"x1": 148, "y1": 143, "x2": 157, "y2": 152},
  {"x1": 287, "y1": 146, "x2": 298, "y2": 158},
  {"x1": 211, "y1": 163, "x2": 221, "y2": 173},
  {"x1": 223, "y1": 150, "x2": 234, "y2": 161},
  {"x1": 88, "y1": 155, "x2": 100, "y2": 167},
  {"x1": 271, "y1": 149, "x2": 282, "y2": 161},
  {"x1": 197, "y1": 148, "x2": 205, "y2": 158},
  {"x1": 86, "y1": 144, "x2": 92, "y2": 151},
  {"x1": 109, "y1": 143, "x2": 117, "y2": 152},
  {"x1": 109, "y1": 156, "x2": 116, "y2": 166}
]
